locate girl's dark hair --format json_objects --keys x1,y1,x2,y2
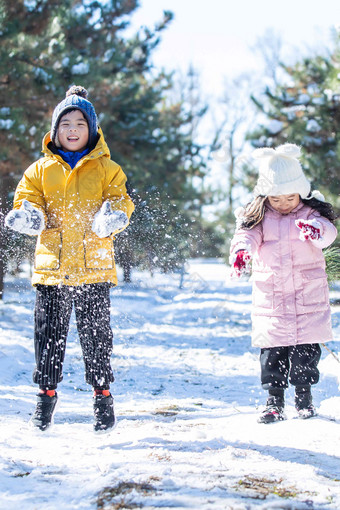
[
  {"x1": 239, "y1": 194, "x2": 337, "y2": 230},
  {"x1": 301, "y1": 197, "x2": 337, "y2": 224},
  {"x1": 239, "y1": 196, "x2": 267, "y2": 230}
]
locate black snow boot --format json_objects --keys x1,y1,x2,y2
[
  {"x1": 93, "y1": 394, "x2": 116, "y2": 432},
  {"x1": 295, "y1": 386, "x2": 316, "y2": 419},
  {"x1": 30, "y1": 393, "x2": 58, "y2": 431},
  {"x1": 258, "y1": 395, "x2": 286, "y2": 424}
]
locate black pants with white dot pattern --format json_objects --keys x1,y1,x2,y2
[
  {"x1": 260, "y1": 343, "x2": 322, "y2": 390},
  {"x1": 33, "y1": 283, "x2": 114, "y2": 389}
]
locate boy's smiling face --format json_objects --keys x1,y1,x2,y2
[{"x1": 57, "y1": 110, "x2": 89, "y2": 152}]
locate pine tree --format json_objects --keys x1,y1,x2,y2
[
  {"x1": 247, "y1": 31, "x2": 340, "y2": 211},
  {"x1": 0, "y1": 0, "x2": 209, "y2": 295},
  {"x1": 113, "y1": 72, "x2": 210, "y2": 278}
]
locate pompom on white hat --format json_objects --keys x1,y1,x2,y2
[{"x1": 252, "y1": 143, "x2": 311, "y2": 198}]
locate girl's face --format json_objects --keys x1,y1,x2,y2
[
  {"x1": 267, "y1": 193, "x2": 300, "y2": 214},
  {"x1": 57, "y1": 110, "x2": 89, "y2": 152}
]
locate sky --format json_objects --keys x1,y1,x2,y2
[
  {"x1": 126, "y1": 0, "x2": 339, "y2": 212},
  {"x1": 128, "y1": 0, "x2": 339, "y2": 97}
]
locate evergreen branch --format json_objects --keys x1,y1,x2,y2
[{"x1": 324, "y1": 246, "x2": 340, "y2": 285}]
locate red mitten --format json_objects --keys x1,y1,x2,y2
[
  {"x1": 233, "y1": 250, "x2": 251, "y2": 277},
  {"x1": 295, "y1": 219, "x2": 322, "y2": 242}
]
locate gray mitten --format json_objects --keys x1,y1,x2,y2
[
  {"x1": 5, "y1": 199, "x2": 45, "y2": 235},
  {"x1": 91, "y1": 200, "x2": 129, "y2": 238}
]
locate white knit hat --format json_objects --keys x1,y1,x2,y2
[{"x1": 252, "y1": 143, "x2": 311, "y2": 198}]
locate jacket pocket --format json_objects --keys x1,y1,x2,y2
[
  {"x1": 35, "y1": 229, "x2": 62, "y2": 271},
  {"x1": 251, "y1": 272, "x2": 274, "y2": 310},
  {"x1": 301, "y1": 268, "x2": 328, "y2": 306},
  {"x1": 83, "y1": 234, "x2": 114, "y2": 270}
]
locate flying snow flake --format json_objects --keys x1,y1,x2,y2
[
  {"x1": 29, "y1": 126, "x2": 37, "y2": 136},
  {"x1": 0, "y1": 107, "x2": 10, "y2": 115},
  {"x1": 96, "y1": 249, "x2": 108, "y2": 260}
]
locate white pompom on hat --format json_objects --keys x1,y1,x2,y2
[{"x1": 252, "y1": 143, "x2": 311, "y2": 198}]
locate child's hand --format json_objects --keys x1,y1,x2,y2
[
  {"x1": 232, "y1": 250, "x2": 251, "y2": 278},
  {"x1": 92, "y1": 200, "x2": 129, "y2": 238},
  {"x1": 5, "y1": 199, "x2": 45, "y2": 235},
  {"x1": 295, "y1": 219, "x2": 322, "y2": 242}
]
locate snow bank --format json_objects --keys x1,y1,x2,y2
[{"x1": 0, "y1": 260, "x2": 340, "y2": 509}]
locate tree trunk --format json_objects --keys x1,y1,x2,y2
[
  {"x1": 121, "y1": 242, "x2": 133, "y2": 283},
  {"x1": 0, "y1": 175, "x2": 15, "y2": 299},
  {"x1": 0, "y1": 231, "x2": 4, "y2": 299},
  {"x1": 123, "y1": 262, "x2": 132, "y2": 283},
  {"x1": 0, "y1": 186, "x2": 6, "y2": 299}
]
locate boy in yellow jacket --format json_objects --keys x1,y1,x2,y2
[{"x1": 5, "y1": 86, "x2": 134, "y2": 432}]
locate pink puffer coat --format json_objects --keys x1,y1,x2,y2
[{"x1": 230, "y1": 201, "x2": 338, "y2": 348}]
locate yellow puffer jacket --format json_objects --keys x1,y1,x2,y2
[{"x1": 13, "y1": 129, "x2": 134, "y2": 287}]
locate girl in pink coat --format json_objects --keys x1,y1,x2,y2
[{"x1": 229, "y1": 143, "x2": 338, "y2": 423}]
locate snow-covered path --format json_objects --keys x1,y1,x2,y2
[{"x1": 1, "y1": 260, "x2": 340, "y2": 509}]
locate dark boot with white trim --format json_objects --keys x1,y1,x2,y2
[
  {"x1": 295, "y1": 385, "x2": 316, "y2": 419},
  {"x1": 30, "y1": 392, "x2": 58, "y2": 431},
  {"x1": 93, "y1": 393, "x2": 115, "y2": 432},
  {"x1": 258, "y1": 389, "x2": 286, "y2": 424}
]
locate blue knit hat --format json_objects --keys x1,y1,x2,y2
[{"x1": 51, "y1": 85, "x2": 98, "y2": 148}]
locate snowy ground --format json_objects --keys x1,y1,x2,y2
[{"x1": 1, "y1": 259, "x2": 340, "y2": 510}]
